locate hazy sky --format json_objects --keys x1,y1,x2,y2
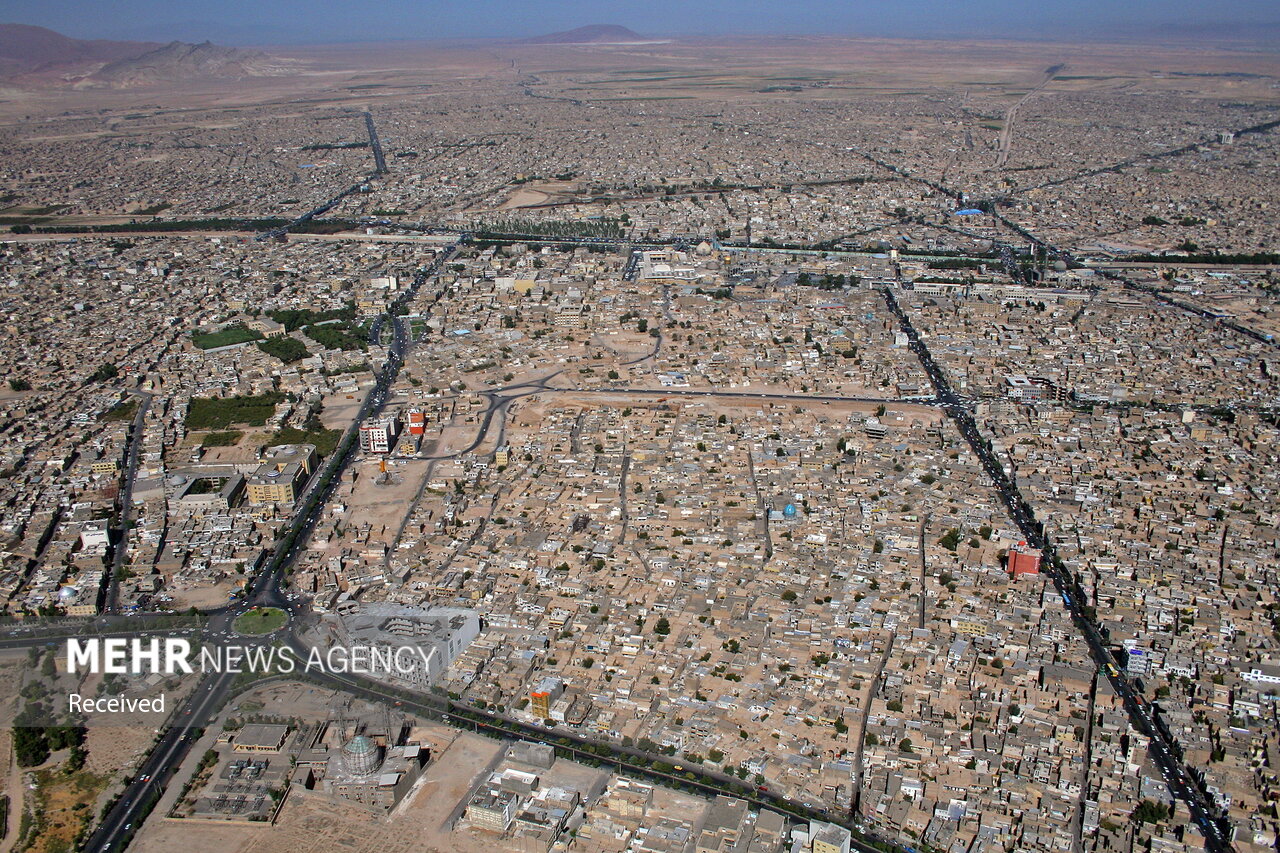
[{"x1": 3, "y1": 0, "x2": 1278, "y2": 45}]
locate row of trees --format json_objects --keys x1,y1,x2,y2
[
  {"x1": 471, "y1": 217, "x2": 627, "y2": 239},
  {"x1": 12, "y1": 715, "x2": 85, "y2": 768}
]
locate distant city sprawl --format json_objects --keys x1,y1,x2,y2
[{"x1": 0, "y1": 29, "x2": 1277, "y2": 853}]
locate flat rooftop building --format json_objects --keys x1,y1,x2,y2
[
  {"x1": 234, "y1": 723, "x2": 290, "y2": 753},
  {"x1": 338, "y1": 602, "x2": 481, "y2": 687},
  {"x1": 245, "y1": 444, "x2": 317, "y2": 506}
]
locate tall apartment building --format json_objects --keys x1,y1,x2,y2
[
  {"x1": 359, "y1": 417, "x2": 398, "y2": 454},
  {"x1": 246, "y1": 444, "x2": 317, "y2": 505},
  {"x1": 529, "y1": 676, "x2": 564, "y2": 719}
]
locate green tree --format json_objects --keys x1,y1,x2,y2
[
  {"x1": 1131, "y1": 800, "x2": 1169, "y2": 825},
  {"x1": 256, "y1": 337, "x2": 309, "y2": 363},
  {"x1": 12, "y1": 726, "x2": 48, "y2": 767}
]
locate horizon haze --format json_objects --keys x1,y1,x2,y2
[{"x1": 2, "y1": 0, "x2": 1280, "y2": 45}]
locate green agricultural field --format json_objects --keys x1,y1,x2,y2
[
  {"x1": 186, "y1": 392, "x2": 284, "y2": 431},
  {"x1": 192, "y1": 324, "x2": 262, "y2": 350},
  {"x1": 303, "y1": 322, "x2": 369, "y2": 351},
  {"x1": 269, "y1": 425, "x2": 342, "y2": 457},
  {"x1": 201, "y1": 430, "x2": 244, "y2": 447},
  {"x1": 101, "y1": 398, "x2": 138, "y2": 422}
]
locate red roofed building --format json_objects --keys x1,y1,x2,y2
[{"x1": 1009, "y1": 542, "x2": 1042, "y2": 578}]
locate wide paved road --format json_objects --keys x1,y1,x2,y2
[
  {"x1": 105, "y1": 390, "x2": 152, "y2": 613},
  {"x1": 881, "y1": 287, "x2": 1234, "y2": 852},
  {"x1": 83, "y1": 245, "x2": 458, "y2": 852},
  {"x1": 86, "y1": 667, "x2": 236, "y2": 853},
  {"x1": 570, "y1": 386, "x2": 937, "y2": 406}
]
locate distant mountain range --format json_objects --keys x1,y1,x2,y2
[
  {"x1": 86, "y1": 40, "x2": 291, "y2": 88},
  {"x1": 0, "y1": 23, "x2": 151, "y2": 73},
  {"x1": 520, "y1": 25, "x2": 655, "y2": 45},
  {"x1": 0, "y1": 23, "x2": 292, "y2": 88}
]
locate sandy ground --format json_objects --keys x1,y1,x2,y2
[
  {"x1": 0, "y1": 37, "x2": 1274, "y2": 129},
  {"x1": 423, "y1": 410, "x2": 491, "y2": 459},
  {"x1": 498, "y1": 188, "x2": 548, "y2": 210},
  {"x1": 171, "y1": 579, "x2": 242, "y2": 610},
  {"x1": 195, "y1": 435, "x2": 264, "y2": 464},
  {"x1": 319, "y1": 392, "x2": 368, "y2": 431},
  {"x1": 494, "y1": 179, "x2": 579, "y2": 212},
  {"x1": 0, "y1": 658, "x2": 21, "y2": 853},
  {"x1": 0, "y1": 652, "x2": 188, "y2": 852},
  {"x1": 75, "y1": 667, "x2": 201, "y2": 782},
  {"x1": 342, "y1": 457, "x2": 434, "y2": 547},
  {"x1": 0, "y1": 735, "x2": 16, "y2": 853}
]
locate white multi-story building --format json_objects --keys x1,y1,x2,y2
[{"x1": 359, "y1": 417, "x2": 397, "y2": 454}]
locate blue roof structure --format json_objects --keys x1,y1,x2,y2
[{"x1": 345, "y1": 735, "x2": 373, "y2": 753}]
